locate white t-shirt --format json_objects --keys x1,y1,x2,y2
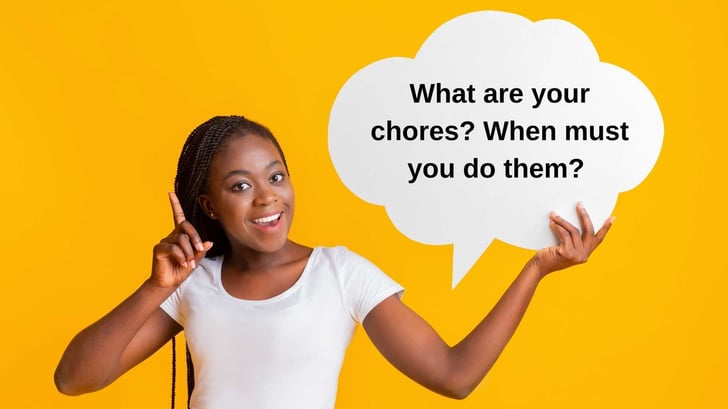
[{"x1": 160, "y1": 246, "x2": 404, "y2": 409}]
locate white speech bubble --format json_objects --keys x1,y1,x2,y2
[{"x1": 328, "y1": 11, "x2": 663, "y2": 288}]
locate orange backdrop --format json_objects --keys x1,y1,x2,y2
[{"x1": 1, "y1": 1, "x2": 725, "y2": 408}]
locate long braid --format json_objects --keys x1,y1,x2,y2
[
  {"x1": 171, "y1": 336, "x2": 176, "y2": 409},
  {"x1": 169, "y1": 115, "x2": 289, "y2": 406},
  {"x1": 186, "y1": 343, "x2": 194, "y2": 408}
]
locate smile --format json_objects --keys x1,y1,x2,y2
[{"x1": 251, "y1": 212, "x2": 282, "y2": 226}]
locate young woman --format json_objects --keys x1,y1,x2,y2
[{"x1": 54, "y1": 115, "x2": 613, "y2": 408}]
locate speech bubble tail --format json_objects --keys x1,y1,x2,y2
[{"x1": 452, "y1": 236, "x2": 494, "y2": 289}]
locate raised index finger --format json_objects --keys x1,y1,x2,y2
[{"x1": 168, "y1": 191, "x2": 186, "y2": 226}]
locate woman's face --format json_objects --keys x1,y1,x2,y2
[{"x1": 199, "y1": 134, "x2": 294, "y2": 254}]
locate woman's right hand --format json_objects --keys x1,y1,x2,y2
[{"x1": 150, "y1": 192, "x2": 213, "y2": 289}]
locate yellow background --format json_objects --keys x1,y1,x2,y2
[{"x1": 1, "y1": 1, "x2": 725, "y2": 408}]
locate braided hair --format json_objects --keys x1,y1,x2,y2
[
  {"x1": 174, "y1": 115, "x2": 288, "y2": 258},
  {"x1": 170, "y1": 115, "x2": 288, "y2": 408}
]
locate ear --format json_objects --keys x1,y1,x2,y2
[{"x1": 198, "y1": 195, "x2": 217, "y2": 219}]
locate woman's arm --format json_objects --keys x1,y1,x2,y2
[
  {"x1": 54, "y1": 283, "x2": 181, "y2": 395},
  {"x1": 54, "y1": 193, "x2": 212, "y2": 395},
  {"x1": 363, "y1": 203, "x2": 613, "y2": 399}
]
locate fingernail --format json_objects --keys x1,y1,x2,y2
[
  {"x1": 577, "y1": 201, "x2": 584, "y2": 209},
  {"x1": 190, "y1": 260, "x2": 196, "y2": 269},
  {"x1": 196, "y1": 243, "x2": 205, "y2": 251},
  {"x1": 183, "y1": 261, "x2": 188, "y2": 268}
]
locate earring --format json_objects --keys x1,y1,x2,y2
[{"x1": 210, "y1": 212, "x2": 215, "y2": 218}]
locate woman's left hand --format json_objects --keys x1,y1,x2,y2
[{"x1": 530, "y1": 203, "x2": 614, "y2": 278}]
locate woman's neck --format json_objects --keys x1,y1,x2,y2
[{"x1": 225, "y1": 240, "x2": 311, "y2": 274}]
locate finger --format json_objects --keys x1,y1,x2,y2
[
  {"x1": 177, "y1": 220, "x2": 205, "y2": 252},
  {"x1": 593, "y1": 216, "x2": 616, "y2": 247},
  {"x1": 168, "y1": 191, "x2": 186, "y2": 226},
  {"x1": 154, "y1": 242, "x2": 189, "y2": 269},
  {"x1": 160, "y1": 234, "x2": 195, "y2": 264},
  {"x1": 576, "y1": 202, "x2": 595, "y2": 246},
  {"x1": 192, "y1": 241, "x2": 214, "y2": 264},
  {"x1": 550, "y1": 212, "x2": 583, "y2": 252},
  {"x1": 172, "y1": 233, "x2": 197, "y2": 264},
  {"x1": 549, "y1": 217, "x2": 572, "y2": 250}
]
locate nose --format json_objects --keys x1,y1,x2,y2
[{"x1": 253, "y1": 183, "x2": 278, "y2": 206}]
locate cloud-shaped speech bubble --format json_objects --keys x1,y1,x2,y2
[{"x1": 328, "y1": 11, "x2": 663, "y2": 288}]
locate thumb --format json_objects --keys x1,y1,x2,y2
[{"x1": 192, "y1": 241, "x2": 214, "y2": 265}]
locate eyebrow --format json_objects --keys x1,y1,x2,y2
[{"x1": 222, "y1": 160, "x2": 283, "y2": 180}]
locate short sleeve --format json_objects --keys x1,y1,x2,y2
[
  {"x1": 160, "y1": 285, "x2": 184, "y2": 326},
  {"x1": 333, "y1": 247, "x2": 404, "y2": 323}
]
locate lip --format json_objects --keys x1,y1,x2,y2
[
  {"x1": 248, "y1": 211, "x2": 284, "y2": 232},
  {"x1": 251, "y1": 212, "x2": 282, "y2": 224}
]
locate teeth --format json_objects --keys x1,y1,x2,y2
[{"x1": 253, "y1": 213, "x2": 281, "y2": 224}]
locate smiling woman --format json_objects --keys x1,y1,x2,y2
[
  {"x1": 198, "y1": 136, "x2": 294, "y2": 259},
  {"x1": 54, "y1": 115, "x2": 613, "y2": 409}
]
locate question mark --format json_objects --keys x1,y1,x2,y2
[
  {"x1": 460, "y1": 121, "x2": 474, "y2": 140},
  {"x1": 569, "y1": 158, "x2": 584, "y2": 178}
]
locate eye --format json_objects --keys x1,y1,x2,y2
[
  {"x1": 231, "y1": 181, "x2": 252, "y2": 192},
  {"x1": 270, "y1": 172, "x2": 285, "y2": 183}
]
